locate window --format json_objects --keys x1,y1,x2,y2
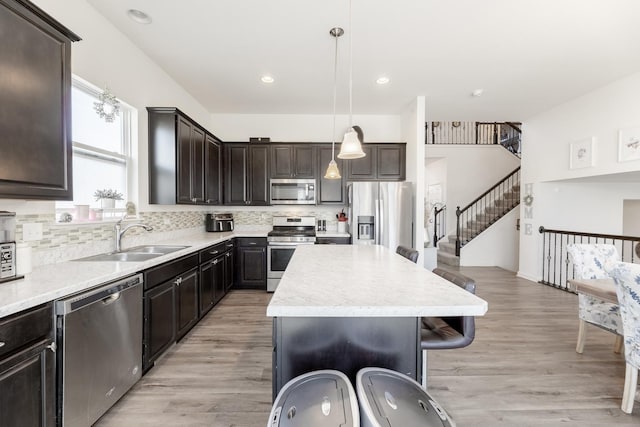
[{"x1": 56, "y1": 78, "x2": 133, "y2": 221}]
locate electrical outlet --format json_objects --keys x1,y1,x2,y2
[{"x1": 22, "y1": 222, "x2": 43, "y2": 241}]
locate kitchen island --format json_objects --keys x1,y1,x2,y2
[{"x1": 267, "y1": 244, "x2": 488, "y2": 396}]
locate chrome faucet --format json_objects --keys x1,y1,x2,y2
[{"x1": 115, "y1": 220, "x2": 153, "y2": 252}]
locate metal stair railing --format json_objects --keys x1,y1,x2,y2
[
  {"x1": 455, "y1": 167, "x2": 521, "y2": 256},
  {"x1": 475, "y1": 122, "x2": 522, "y2": 157},
  {"x1": 538, "y1": 226, "x2": 640, "y2": 291},
  {"x1": 432, "y1": 204, "x2": 446, "y2": 245}
]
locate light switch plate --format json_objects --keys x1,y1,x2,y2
[{"x1": 22, "y1": 222, "x2": 43, "y2": 241}]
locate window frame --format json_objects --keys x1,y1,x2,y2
[{"x1": 55, "y1": 77, "x2": 134, "y2": 222}]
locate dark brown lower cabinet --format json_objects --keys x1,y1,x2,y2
[
  {"x1": 143, "y1": 280, "x2": 175, "y2": 371},
  {"x1": 224, "y1": 249, "x2": 234, "y2": 292},
  {"x1": 234, "y1": 238, "x2": 267, "y2": 290},
  {"x1": 198, "y1": 240, "x2": 233, "y2": 318},
  {"x1": 0, "y1": 339, "x2": 55, "y2": 427},
  {"x1": 143, "y1": 254, "x2": 199, "y2": 372},
  {"x1": 199, "y1": 260, "x2": 215, "y2": 316},
  {"x1": 175, "y1": 268, "x2": 199, "y2": 341},
  {"x1": 0, "y1": 303, "x2": 55, "y2": 426}
]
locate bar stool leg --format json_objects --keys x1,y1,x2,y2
[{"x1": 421, "y1": 349, "x2": 428, "y2": 389}]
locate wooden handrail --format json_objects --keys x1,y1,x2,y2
[
  {"x1": 539, "y1": 226, "x2": 640, "y2": 241},
  {"x1": 459, "y1": 167, "x2": 520, "y2": 212}
]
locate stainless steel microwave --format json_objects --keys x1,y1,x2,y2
[{"x1": 270, "y1": 179, "x2": 316, "y2": 205}]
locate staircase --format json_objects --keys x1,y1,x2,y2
[{"x1": 437, "y1": 168, "x2": 520, "y2": 267}]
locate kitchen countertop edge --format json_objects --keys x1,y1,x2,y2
[{"x1": 0, "y1": 229, "x2": 269, "y2": 318}]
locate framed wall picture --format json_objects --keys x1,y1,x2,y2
[
  {"x1": 618, "y1": 127, "x2": 640, "y2": 162},
  {"x1": 569, "y1": 137, "x2": 595, "y2": 169}
]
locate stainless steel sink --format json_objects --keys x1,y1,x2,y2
[
  {"x1": 123, "y1": 245, "x2": 189, "y2": 254},
  {"x1": 75, "y1": 245, "x2": 189, "y2": 262},
  {"x1": 76, "y1": 252, "x2": 163, "y2": 262}
]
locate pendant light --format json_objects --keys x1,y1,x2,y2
[
  {"x1": 324, "y1": 27, "x2": 344, "y2": 179},
  {"x1": 337, "y1": 0, "x2": 365, "y2": 160}
]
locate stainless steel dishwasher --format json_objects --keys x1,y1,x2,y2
[{"x1": 55, "y1": 273, "x2": 143, "y2": 427}]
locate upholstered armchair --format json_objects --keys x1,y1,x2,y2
[
  {"x1": 566, "y1": 244, "x2": 623, "y2": 353},
  {"x1": 607, "y1": 261, "x2": 640, "y2": 414}
]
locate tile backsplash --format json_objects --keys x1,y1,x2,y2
[{"x1": 14, "y1": 208, "x2": 346, "y2": 267}]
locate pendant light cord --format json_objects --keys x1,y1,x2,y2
[
  {"x1": 332, "y1": 29, "x2": 339, "y2": 160},
  {"x1": 348, "y1": 0, "x2": 353, "y2": 129}
]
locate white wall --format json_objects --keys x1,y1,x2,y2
[
  {"x1": 1, "y1": 0, "x2": 214, "y2": 216},
  {"x1": 210, "y1": 114, "x2": 401, "y2": 142},
  {"x1": 460, "y1": 209, "x2": 519, "y2": 271},
  {"x1": 519, "y1": 72, "x2": 640, "y2": 281},
  {"x1": 524, "y1": 72, "x2": 640, "y2": 184},
  {"x1": 2, "y1": 1, "x2": 405, "y2": 218},
  {"x1": 425, "y1": 145, "x2": 521, "y2": 238},
  {"x1": 623, "y1": 200, "x2": 640, "y2": 237},
  {"x1": 401, "y1": 97, "x2": 426, "y2": 261},
  {"x1": 424, "y1": 157, "x2": 447, "y2": 246}
]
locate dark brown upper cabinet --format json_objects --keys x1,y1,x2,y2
[
  {"x1": 0, "y1": 0, "x2": 80, "y2": 200},
  {"x1": 204, "y1": 134, "x2": 222, "y2": 205},
  {"x1": 316, "y1": 145, "x2": 346, "y2": 204},
  {"x1": 346, "y1": 143, "x2": 406, "y2": 181},
  {"x1": 271, "y1": 144, "x2": 315, "y2": 179},
  {"x1": 148, "y1": 107, "x2": 222, "y2": 205},
  {"x1": 223, "y1": 143, "x2": 270, "y2": 206}
]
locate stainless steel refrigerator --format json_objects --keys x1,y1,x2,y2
[{"x1": 347, "y1": 181, "x2": 414, "y2": 249}]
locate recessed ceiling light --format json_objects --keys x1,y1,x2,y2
[
  {"x1": 127, "y1": 9, "x2": 152, "y2": 24},
  {"x1": 471, "y1": 89, "x2": 484, "y2": 97},
  {"x1": 261, "y1": 75, "x2": 275, "y2": 84},
  {"x1": 376, "y1": 76, "x2": 390, "y2": 85}
]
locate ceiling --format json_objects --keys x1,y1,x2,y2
[{"x1": 86, "y1": 0, "x2": 640, "y2": 120}]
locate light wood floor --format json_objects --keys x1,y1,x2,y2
[{"x1": 96, "y1": 267, "x2": 639, "y2": 426}]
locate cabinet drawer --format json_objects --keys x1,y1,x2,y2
[
  {"x1": 235, "y1": 237, "x2": 266, "y2": 247},
  {"x1": 199, "y1": 241, "x2": 227, "y2": 264},
  {"x1": 0, "y1": 303, "x2": 52, "y2": 359},
  {"x1": 316, "y1": 237, "x2": 351, "y2": 245},
  {"x1": 144, "y1": 253, "x2": 199, "y2": 290}
]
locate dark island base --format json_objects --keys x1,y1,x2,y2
[{"x1": 272, "y1": 316, "x2": 421, "y2": 398}]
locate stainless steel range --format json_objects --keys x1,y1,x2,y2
[{"x1": 267, "y1": 216, "x2": 316, "y2": 292}]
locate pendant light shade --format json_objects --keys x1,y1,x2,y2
[
  {"x1": 338, "y1": 128, "x2": 365, "y2": 159},
  {"x1": 337, "y1": 0, "x2": 366, "y2": 161},
  {"x1": 324, "y1": 159, "x2": 341, "y2": 179}
]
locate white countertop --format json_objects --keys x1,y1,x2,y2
[
  {"x1": 267, "y1": 245, "x2": 488, "y2": 318},
  {"x1": 0, "y1": 229, "x2": 268, "y2": 318}
]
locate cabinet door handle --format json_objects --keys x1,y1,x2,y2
[
  {"x1": 210, "y1": 250, "x2": 220, "y2": 255},
  {"x1": 212, "y1": 259, "x2": 220, "y2": 265},
  {"x1": 46, "y1": 342, "x2": 57, "y2": 353},
  {"x1": 226, "y1": 253, "x2": 231, "y2": 257},
  {"x1": 248, "y1": 242, "x2": 257, "y2": 245},
  {"x1": 0, "y1": 341, "x2": 5, "y2": 348},
  {"x1": 174, "y1": 277, "x2": 183, "y2": 286},
  {"x1": 206, "y1": 199, "x2": 211, "y2": 203}
]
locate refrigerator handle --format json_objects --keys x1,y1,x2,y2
[{"x1": 378, "y1": 198, "x2": 384, "y2": 245}]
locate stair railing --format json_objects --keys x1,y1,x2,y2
[
  {"x1": 432, "y1": 204, "x2": 446, "y2": 245},
  {"x1": 455, "y1": 167, "x2": 521, "y2": 256},
  {"x1": 538, "y1": 226, "x2": 640, "y2": 291},
  {"x1": 475, "y1": 122, "x2": 522, "y2": 157}
]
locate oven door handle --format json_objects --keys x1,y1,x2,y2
[{"x1": 268, "y1": 242, "x2": 316, "y2": 246}]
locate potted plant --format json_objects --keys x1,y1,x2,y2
[{"x1": 94, "y1": 188, "x2": 123, "y2": 209}]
